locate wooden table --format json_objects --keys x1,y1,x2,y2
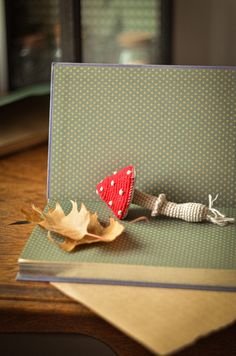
[{"x1": 0, "y1": 144, "x2": 235, "y2": 356}]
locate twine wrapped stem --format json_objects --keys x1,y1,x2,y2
[{"x1": 132, "y1": 189, "x2": 234, "y2": 226}]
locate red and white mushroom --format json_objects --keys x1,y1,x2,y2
[
  {"x1": 96, "y1": 166, "x2": 234, "y2": 226},
  {"x1": 96, "y1": 165, "x2": 135, "y2": 219}
]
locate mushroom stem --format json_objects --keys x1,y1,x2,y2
[
  {"x1": 133, "y1": 189, "x2": 218, "y2": 223},
  {"x1": 132, "y1": 189, "x2": 160, "y2": 211},
  {"x1": 159, "y1": 201, "x2": 207, "y2": 222}
]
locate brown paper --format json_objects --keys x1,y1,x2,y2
[{"x1": 52, "y1": 283, "x2": 236, "y2": 355}]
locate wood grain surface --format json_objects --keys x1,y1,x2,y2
[{"x1": 0, "y1": 144, "x2": 235, "y2": 356}]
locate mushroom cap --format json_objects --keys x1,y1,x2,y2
[{"x1": 96, "y1": 165, "x2": 136, "y2": 219}]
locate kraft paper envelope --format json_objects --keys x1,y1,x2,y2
[{"x1": 52, "y1": 283, "x2": 236, "y2": 355}]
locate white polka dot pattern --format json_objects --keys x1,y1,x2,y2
[{"x1": 48, "y1": 64, "x2": 236, "y2": 208}]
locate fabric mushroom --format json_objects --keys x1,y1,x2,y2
[
  {"x1": 96, "y1": 165, "x2": 234, "y2": 226},
  {"x1": 96, "y1": 165, "x2": 135, "y2": 219}
]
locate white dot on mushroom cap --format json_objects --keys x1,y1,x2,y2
[
  {"x1": 119, "y1": 189, "x2": 124, "y2": 195},
  {"x1": 111, "y1": 180, "x2": 115, "y2": 186},
  {"x1": 100, "y1": 186, "x2": 104, "y2": 192},
  {"x1": 113, "y1": 171, "x2": 117, "y2": 175},
  {"x1": 127, "y1": 170, "x2": 132, "y2": 175},
  {"x1": 108, "y1": 201, "x2": 113, "y2": 206},
  {"x1": 118, "y1": 210, "x2": 122, "y2": 216}
]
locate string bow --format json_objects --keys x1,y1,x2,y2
[{"x1": 206, "y1": 194, "x2": 234, "y2": 226}]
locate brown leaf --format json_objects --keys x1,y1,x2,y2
[
  {"x1": 26, "y1": 201, "x2": 124, "y2": 251},
  {"x1": 47, "y1": 231, "x2": 78, "y2": 252},
  {"x1": 21, "y1": 206, "x2": 43, "y2": 223}
]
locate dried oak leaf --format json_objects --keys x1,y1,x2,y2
[{"x1": 23, "y1": 201, "x2": 124, "y2": 252}]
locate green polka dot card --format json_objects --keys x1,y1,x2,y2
[{"x1": 18, "y1": 63, "x2": 236, "y2": 291}]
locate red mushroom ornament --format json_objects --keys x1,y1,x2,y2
[
  {"x1": 96, "y1": 166, "x2": 234, "y2": 226},
  {"x1": 96, "y1": 165, "x2": 135, "y2": 219}
]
